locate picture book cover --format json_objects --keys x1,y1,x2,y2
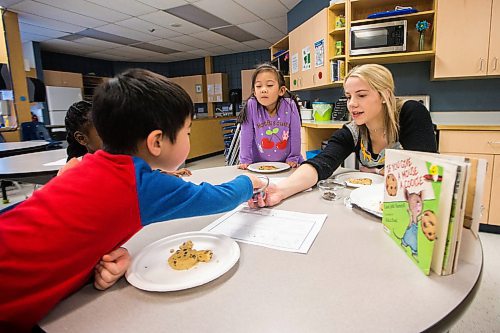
[{"x1": 382, "y1": 149, "x2": 451, "y2": 275}]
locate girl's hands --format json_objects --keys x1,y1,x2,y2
[
  {"x1": 286, "y1": 161, "x2": 298, "y2": 168},
  {"x1": 359, "y1": 165, "x2": 384, "y2": 176},
  {"x1": 238, "y1": 163, "x2": 249, "y2": 170},
  {"x1": 94, "y1": 247, "x2": 131, "y2": 291}
]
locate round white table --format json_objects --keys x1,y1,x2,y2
[
  {"x1": 0, "y1": 140, "x2": 50, "y2": 158},
  {"x1": 0, "y1": 149, "x2": 67, "y2": 184},
  {"x1": 40, "y1": 166, "x2": 483, "y2": 333}
]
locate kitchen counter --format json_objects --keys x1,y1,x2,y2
[
  {"x1": 432, "y1": 112, "x2": 500, "y2": 130},
  {"x1": 301, "y1": 119, "x2": 347, "y2": 129}
]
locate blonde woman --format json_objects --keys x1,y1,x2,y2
[{"x1": 252, "y1": 63, "x2": 437, "y2": 207}]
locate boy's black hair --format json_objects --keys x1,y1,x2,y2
[
  {"x1": 92, "y1": 68, "x2": 194, "y2": 155},
  {"x1": 64, "y1": 100, "x2": 93, "y2": 161},
  {"x1": 237, "y1": 63, "x2": 301, "y2": 124}
]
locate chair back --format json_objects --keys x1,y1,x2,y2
[{"x1": 20, "y1": 122, "x2": 62, "y2": 149}]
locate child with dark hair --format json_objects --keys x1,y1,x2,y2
[
  {"x1": 0, "y1": 68, "x2": 263, "y2": 332},
  {"x1": 65, "y1": 100, "x2": 102, "y2": 161},
  {"x1": 237, "y1": 63, "x2": 303, "y2": 169}
]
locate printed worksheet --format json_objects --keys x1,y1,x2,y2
[
  {"x1": 202, "y1": 205, "x2": 326, "y2": 253},
  {"x1": 43, "y1": 158, "x2": 67, "y2": 166}
]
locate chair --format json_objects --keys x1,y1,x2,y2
[
  {"x1": 220, "y1": 119, "x2": 237, "y2": 159},
  {"x1": 20, "y1": 122, "x2": 62, "y2": 149}
]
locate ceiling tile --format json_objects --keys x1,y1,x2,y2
[
  {"x1": 242, "y1": 39, "x2": 271, "y2": 50},
  {"x1": 104, "y1": 46, "x2": 164, "y2": 57},
  {"x1": 95, "y1": 24, "x2": 159, "y2": 42},
  {"x1": 0, "y1": 0, "x2": 24, "y2": 7},
  {"x1": 85, "y1": 0, "x2": 157, "y2": 16},
  {"x1": 190, "y1": 30, "x2": 235, "y2": 45},
  {"x1": 19, "y1": 22, "x2": 68, "y2": 38},
  {"x1": 238, "y1": 20, "x2": 284, "y2": 40},
  {"x1": 86, "y1": 52, "x2": 128, "y2": 61},
  {"x1": 10, "y1": 1, "x2": 107, "y2": 27},
  {"x1": 78, "y1": 28, "x2": 140, "y2": 45},
  {"x1": 211, "y1": 25, "x2": 258, "y2": 42},
  {"x1": 35, "y1": 0, "x2": 131, "y2": 23},
  {"x1": 233, "y1": 0, "x2": 288, "y2": 20},
  {"x1": 194, "y1": 0, "x2": 260, "y2": 25},
  {"x1": 41, "y1": 39, "x2": 103, "y2": 55},
  {"x1": 131, "y1": 42, "x2": 176, "y2": 54},
  {"x1": 206, "y1": 45, "x2": 234, "y2": 55},
  {"x1": 139, "y1": 11, "x2": 206, "y2": 35},
  {"x1": 17, "y1": 12, "x2": 86, "y2": 33},
  {"x1": 187, "y1": 49, "x2": 210, "y2": 57},
  {"x1": 170, "y1": 35, "x2": 215, "y2": 49},
  {"x1": 149, "y1": 39, "x2": 195, "y2": 52},
  {"x1": 115, "y1": 17, "x2": 182, "y2": 39},
  {"x1": 73, "y1": 37, "x2": 124, "y2": 49},
  {"x1": 21, "y1": 32, "x2": 52, "y2": 42},
  {"x1": 224, "y1": 42, "x2": 253, "y2": 52},
  {"x1": 136, "y1": 0, "x2": 188, "y2": 10},
  {"x1": 266, "y1": 16, "x2": 287, "y2": 34},
  {"x1": 279, "y1": 0, "x2": 301, "y2": 10}
]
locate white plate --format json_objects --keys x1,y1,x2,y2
[
  {"x1": 334, "y1": 171, "x2": 384, "y2": 188},
  {"x1": 349, "y1": 183, "x2": 384, "y2": 218},
  {"x1": 247, "y1": 162, "x2": 291, "y2": 174},
  {"x1": 125, "y1": 232, "x2": 240, "y2": 292}
]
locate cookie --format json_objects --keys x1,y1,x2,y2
[
  {"x1": 347, "y1": 178, "x2": 372, "y2": 185},
  {"x1": 386, "y1": 173, "x2": 398, "y2": 196},
  {"x1": 196, "y1": 250, "x2": 213, "y2": 262},
  {"x1": 167, "y1": 240, "x2": 213, "y2": 270},
  {"x1": 421, "y1": 210, "x2": 437, "y2": 241}
]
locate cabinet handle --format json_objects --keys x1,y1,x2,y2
[
  {"x1": 313, "y1": 73, "x2": 316, "y2": 84},
  {"x1": 488, "y1": 141, "x2": 500, "y2": 145},
  {"x1": 479, "y1": 58, "x2": 484, "y2": 72},
  {"x1": 493, "y1": 57, "x2": 498, "y2": 71}
]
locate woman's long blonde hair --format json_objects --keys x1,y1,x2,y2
[{"x1": 343, "y1": 64, "x2": 402, "y2": 145}]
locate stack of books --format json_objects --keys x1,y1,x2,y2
[
  {"x1": 382, "y1": 149, "x2": 487, "y2": 275},
  {"x1": 330, "y1": 59, "x2": 345, "y2": 82}
]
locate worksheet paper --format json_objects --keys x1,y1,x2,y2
[
  {"x1": 43, "y1": 158, "x2": 67, "y2": 166},
  {"x1": 202, "y1": 205, "x2": 327, "y2": 253}
]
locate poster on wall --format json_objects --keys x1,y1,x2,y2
[
  {"x1": 302, "y1": 46, "x2": 311, "y2": 71},
  {"x1": 291, "y1": 53, "x2": 299, "y2": 74},
  {"x1": 314, "y1": 39, "x2": 324, "y2": 68}
]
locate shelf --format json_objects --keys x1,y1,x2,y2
[
  {"x1": 349, "y1": 50, "x2": 435, "y2": 64},
  {"x1": 328, "y1": 1, "x2": 346, "y2": 10},
  {"x1": 351, "y1": 10, "x2": 435, "y2": 25},
  {"x1": 331, "y1": 55, "x2": 346, "y2": 60},
  {"x1": 329, "y1": 27, "x2": 346, "y2": 36}
]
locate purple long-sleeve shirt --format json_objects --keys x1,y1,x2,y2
[{"x1": 239, "y1": 97, "x2": 304, "y2": 164}]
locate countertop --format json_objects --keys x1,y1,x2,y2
[{"x1": 431, "y1": 112, "x2": 500, "y2": 130}]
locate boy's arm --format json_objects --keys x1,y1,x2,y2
[{"x1": 286, "y1": 104, "x2": 303, "y2": 165}]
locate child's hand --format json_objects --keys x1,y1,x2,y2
[
  {"x1": 286, "y1": 161, "x2": 298, "y2": 168},
  {"x1": 158, "y1": 168, "x2": 192, "y2": 177},
  {"x1": 359, "y1": 165, "x2": 384, "y2": 176},
  {"x1": 94, "y1": 247, "x2": 131, "y2": 291},
  {"x1": 57, "y1": 157, "x2": 80, "y2": 176},
  {"x1": 238, "y1": 163, "x2": 249, "y2": 170}
]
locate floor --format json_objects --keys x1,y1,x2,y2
[{"x1": 1, "y1": 153, "x2": 499, "y2": 331}]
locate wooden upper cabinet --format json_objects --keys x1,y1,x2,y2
[
  {"x1": 169, "y1": 75, "x2": 207, "y2": 104},
  {"x1": 289, "y1": 8, "x2": 329, "y2": 91},
  {"x1": 434, "y1": 0, "x2": 495, "y2": 78},
  {"x1": 487, "y1": 0, "x2": 500, "y2": 76},
  {"x1": 43, "y1": 70, "x2": 83, "y2": 88}
]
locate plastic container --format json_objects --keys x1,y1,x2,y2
[
  {"x1": 300, "y1": 108, "x2": 313, "y2": 120},
  {"x1": 317, "y1": 179, "x2": 346, "y2": 201},
  {"x1": 306, "y1": 149, "x2": 321, "y2": 159},
  {"x1": 312, "y1": 102, "x2": 333, "y2": 121}
]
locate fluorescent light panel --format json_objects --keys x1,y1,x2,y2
[
  {"x1": 164, "y1": 4, "x2": 229, "y2": 29},
  {"x1": 77, "y1": 28, "x2": 139, "y2": 45},
  {"x1": 132, "y1": 43, "x2": 177, "y2": 54},
  {"x1": 212, "y1": 25, "x2": 258, "y2": 42}
]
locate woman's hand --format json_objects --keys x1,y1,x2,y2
[
  {"x1": 247, "y1": 183, "x2": 284, "y2": 208},
  {"x1": 238, "y1": 163, "x2": 249, "y2": 170},
  {"x1": 94, "y1": 247, "x2": 131, "y2": 291},
  {"x1": 286, "y1": 161, "x2": 298, "y2": 168}
]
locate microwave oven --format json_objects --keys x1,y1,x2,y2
[{"x1": 350, "y1": 20, "x2": 407, "y2": 56}]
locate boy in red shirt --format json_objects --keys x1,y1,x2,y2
[{"x1": 0, "y1": 69, "x2": 262, "y2": 332}]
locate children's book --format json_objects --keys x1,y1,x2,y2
[{"x1": 382, "y1": 149, "x2": 458, "y2": 275}]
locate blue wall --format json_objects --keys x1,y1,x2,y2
[
  {"x1": 288, "y1": 1, "x2": 500, "y2": 111},
  {"x1": 40, "y1": 49, "x2": 270, "y2": 91}
]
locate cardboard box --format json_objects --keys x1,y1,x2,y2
[{"x1": 168, "y1": 75, "x2": 206, "y2": 104}]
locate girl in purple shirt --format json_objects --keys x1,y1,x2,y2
[{"x1": 238, "y1": 64, "x2": 303, "y2": 169}]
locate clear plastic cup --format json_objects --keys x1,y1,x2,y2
[{"x1": 318, "y1": 179, "x2": 346, "y2": 201}]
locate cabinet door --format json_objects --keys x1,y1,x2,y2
[
  {"x1": 311, "y1": 9, "x2": 329, "y2": 87},
  {"x1": 488, "y1": 0, "x2": 500, "y2": 75},
  {"x1": 434, "y1": 0, "x2": 491, "y2": 78},
  {"x1": 489, "y1": 155, "x2": 500, "y2": 225},
  {"x1": 289, "y1": 25, "x2": 304, "y2": 91}
]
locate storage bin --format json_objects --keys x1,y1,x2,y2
[
  {"x1": 306, "y1": 149, "x2": 321, "y2": 159},
  {"x1": 312, "y1": 102, "x2": 333, "y2": 121}
]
